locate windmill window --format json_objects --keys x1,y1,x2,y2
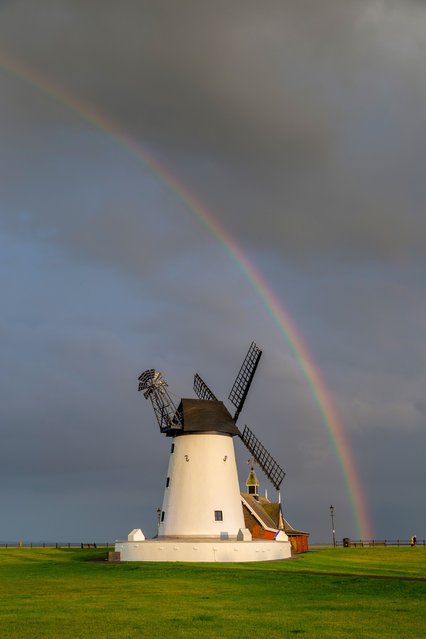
[
  {"x1": 214, "y1": 510, "x2": 223, "y2": 521},
  {"x1": 166, "y1": 477, "x2": 170, "y2": 488},
  {"x1": 171, "y1": 443, "x2": 175, "y2": 453},
  {"x1": 161, "y1": 511, "x2": 165, "y2": 522}
]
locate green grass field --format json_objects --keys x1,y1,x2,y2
[{"x1": 1, "y1": 547, "x2": 425, "y2": 638}]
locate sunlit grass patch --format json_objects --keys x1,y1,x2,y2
[{"x1": 0, "y1": 547, "x2": 425, "y2": 638}]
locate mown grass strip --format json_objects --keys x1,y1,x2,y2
[{"x1": 0, "y1": 548, "x2": 425, "y2": 638}]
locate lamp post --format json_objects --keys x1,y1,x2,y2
[{"x1": 330, "y1": 505, "x2": 336, "y2": 547}]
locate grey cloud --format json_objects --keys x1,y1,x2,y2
[
  {"x1": 4, "y1": 2, "x2": 426, "y2": 259},
  {"x1": 2, "y1": 1, "x2": 426, "y2": 261}
]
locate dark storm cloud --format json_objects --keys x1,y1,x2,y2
[{"x1": 2, "y1": 1, "x2": 426, "y2": 262}]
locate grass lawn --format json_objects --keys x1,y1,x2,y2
[{"x1": 0, "y1": 547, "x2": 425, "y2": 638}]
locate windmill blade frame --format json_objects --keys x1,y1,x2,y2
[
  {"x1": 228, "y1": 342, "x2": 262, "y2": 422},
  {"x1": 193, "y1": 373, "x2": 218, "y2": 401},
  {"x1": 240, "y1": 425, "x2": 285, "y2": 490},
  {"x1": 138, "y1": 369, "x2": 183, "y2": 434}
]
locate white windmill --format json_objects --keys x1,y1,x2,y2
[{"x1": 115, "y1": 343, "x2": 291, "y2": 562}]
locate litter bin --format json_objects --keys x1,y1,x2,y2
[{"x1": 343, "y1": 537, "x2": 350, "y2": 548}]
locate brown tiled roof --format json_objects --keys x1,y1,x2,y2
[
  {"x1": 241, "y1": 493, "x2": 277, "y2": 531},
  {"x1": 261, "y1": 502, "x2": 281, "y2": 528},
  {"x1": 241, "y1": 493, "x2": 309, "y2": 536},
  {"x1": 281, "y1": 517, "x2": 310, "y2": 536}
]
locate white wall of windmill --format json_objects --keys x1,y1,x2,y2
[{"x1": 158, "y1": 433, "x2": 245, "y2": 538}]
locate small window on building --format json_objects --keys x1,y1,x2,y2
[
  {"x1": 166, "y1": 477, "x2": 170, "y2": 488},
  {"x1": 214, "y1": 510, "x2": 223, "y2": 521},
  {"x1": 161, "y1": 511, "x2": 165, "y2": 522},
  {"x1": 171, "y1": 443, "x2": 175, "y2": 454}
]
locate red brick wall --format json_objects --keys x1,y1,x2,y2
[{"x1": 289, "y1": 534, "x2": 309, "y2": 553}]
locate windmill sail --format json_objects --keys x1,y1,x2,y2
[
  {"x1": 240, "y1": 425, "x2": 285, "y2": 490},
  {"x1": 138, "y1": 369, "x2": 182, "y2": 434},
  {"x1": 228, "y1": 342, "x2": 262, "y2": 422},
  {"x1": 193, "y1": 374, "x2": 218, "y2": 401}
]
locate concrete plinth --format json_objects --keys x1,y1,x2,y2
[{"x1": 115, "y1": 537, "x2": 292, "y2": 562}]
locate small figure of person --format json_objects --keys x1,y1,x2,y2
[{"x1": 410, "y1": 535, "x2": 417, "y2": 547}]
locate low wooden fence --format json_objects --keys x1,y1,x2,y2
[
  {"x1": 336, "y1": 539, "x2": 425, "y2": 547},
  {"x1": 1, "y1": 539, "x2": 424, "y2": 549},
  {"x1": 0, "y1": 542, "x2": 113, "y2": 549}
]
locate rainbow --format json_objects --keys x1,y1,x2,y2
[{"x1": 0, "y1": 51, "x2": 373, "y2": 540}]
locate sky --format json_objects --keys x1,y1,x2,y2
[{"x1": 1, "y1": 0, "x2": 425, "y2": 543}]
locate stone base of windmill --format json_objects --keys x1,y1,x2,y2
[{"x1": 115, "y1": 528, "x2": 292, "y2": 562}]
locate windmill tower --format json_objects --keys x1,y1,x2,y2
[{"x1": 115, "y1": 343, "x2": 291, "y2": 562}]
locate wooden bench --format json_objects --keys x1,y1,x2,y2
[{"x1": 80, "y1": 543, "x2": 97, "y2": 549}]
